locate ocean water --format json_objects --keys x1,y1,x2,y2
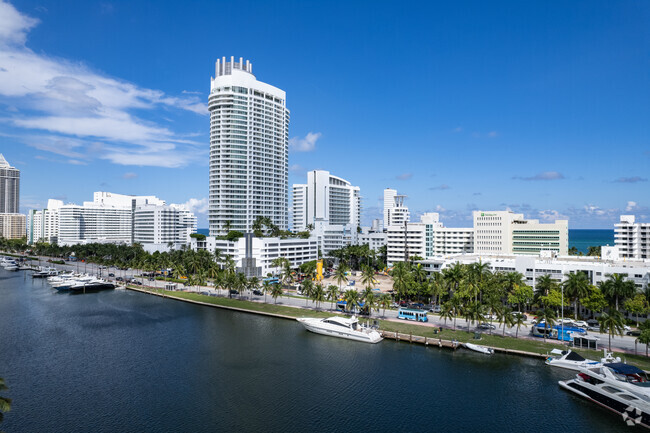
[
  {"x1": 0, "y1": 270, "x2": 625, "y2": 432},
  {"x1": 569, "y1": 229, "x2": 615, "y2": 254}
]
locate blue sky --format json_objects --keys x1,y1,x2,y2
[{"x1": 1, "y1": 0, "x2": 648, "y2": 229}]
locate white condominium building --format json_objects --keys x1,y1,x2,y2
[
  {"x1": 473, "y1": 210, "x2": 568, "y2": 256},
  {"x1": 58, "y1": 203, "x2": 134, "y2": 245},
  {"x1": 0, "y1": 213, "x2": 25, "y2": 239},
  {"x1": 27, "y1": 199, "x2": 63, "y2": 244},
  {"x1": 383, "y1": 188, "x2": 410, "y2": 228},
  {"x1": 358, "y1": 230, "x2": 387, "y2": 252},
  {"x1": 387, "y1": 213, "x2": 473, "y2": 265},
  {"x1": 134, "y1": 204, "x2": 197, "y2": 253},
  {"x1": 208, "y1": 57, "x2": 290, "y2": 236},
  {"x1": 292, "y1": 170, "x2": 361, "y2": 232},
  {"x1": 615, "y1": 215, "x2": 650, "y2": 260},
  {"x1": 0, "y1": 154, "x2": 20, "y2": 214}
]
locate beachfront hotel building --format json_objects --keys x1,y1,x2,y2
[
  {"x1": 292, "y1": 170, "x2": 361, "y2": 232},
  {"x1": 615, "y1": 215, "x2": 650, "y2": 260},
  {"x1": 383, "y1": 188, "x2": 410, "y2": 228},
  {"x1": 27, "y1": 199, "x2": 63, "y2": 244},
  {"x1": 386, "y1": 213, "x2": 474, "y2": 265},
  {"x1": 208, "y1": 57, "x2": 290, "y2": 236},
  {"x1": 473, "y1": 210, "x2": 568, "y2": 256}
]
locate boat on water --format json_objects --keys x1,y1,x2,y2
[
  {"x1": 464, "y1": 342, "x2": 494, "y2": 355},
  {"x1": 559, "y1": 362, "x2": 650, "y2": 428},
  {"x1": 32, "y1": 267, "x2": 59, "y2": 278},
  {"x1": 69, "y1": 277, "x2": 115, "y2": 292},
  {"x1": 3, "y1": 263, "x2": 18, "y2": 271},
  {"x1": 546, "y1": 348, "x2": 621, "y2": 371},
  {"x1": 296, "y1": 316, "x2": 383, "y2": 343}
]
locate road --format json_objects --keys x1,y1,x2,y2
[{"x1": 20, "y1": 256, "x2": 647, "y2": 356}]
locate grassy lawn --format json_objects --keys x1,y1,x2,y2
[{"x1": 133, "y1": 287, "x2": 650, "y2": 370}]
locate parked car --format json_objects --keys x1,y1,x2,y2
[
  {"x1": 484, "y1": 314, "x2": 498, "y2": 321},
  {"x1": 410, "y1": 303, "x2": 425, "y2": 309},
  {"x1": 116, "y1": 276, "x2": 124, "y2": 281},
  {"x1": 229, "y1": 289, "x2": 239, "y2": 295},
  {"x1": 108, "y1": 273, "x2": 115, "y2": 277},
  {"x1": 572, "y1": 320, "x2": 588, "y2": 328},
  {"x1": 626, "y1": 330, "x2": 641, "y2": 337},
  {"x1": 477, "y1": 323, "x2": 496, "y2": 330},
  {"x1": 132, "y1": 280, "x2": 142, "y2": 285},
  {"x1": 429, "y1": 305, "x2": 442, "y2": 313},
  {"x1": 511, "y1": 312, "x2": 528, "y2": 320},
  {"x1": 624, "y1": 325, "x2": 631, "y2": 331},
  {"x1": 253, "y1": 289, "x2": 263, "y2": 296}
]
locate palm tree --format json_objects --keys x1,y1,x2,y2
[
  {"x1": 563, "y1": 272, "x2": 590, "y2": 319},
  {"x1": 262, "y1": 279, "x2": 271, "y2": 303},
  {"x1": 599, "y1": 310, "x2": 625, "y2": 352},
  {"x1": 502, "y1": 308, "x2": 515, "y2": 337},
  {"x1": 270, "y1": 283, "x2": 283, "y2": 304},
  {"x1": 379, "y1": 293, "x2": 391, "y2": 317},
  {"x1": 313, "y1": 283, "x2": 325, "y2": 309},
  {"x1": 0, "y1": 377, "x2": 10, "y2": 424},
  {"x1": 440, "y1": 302, "x2": 455, "y2": 330},
  {"x1": 536, "y1": 307, "x2": 557, "y2": 343},
  {"x1": 334, "y1": 264, "x2": 348, "y2": 291},
  {"x1": 247, "y1": 276, "x2": 260, "y2": 298},
  {"x1": 391, "y1": 261, "x2": 412, "y2": 300},
  {"x1": 464, "y1": 301, "x2": 484, "y2": 333},
  {"x1": 360, "y1": 265, "x2": 376, "y2": 292},
  {"x1": 428, "y1": 272, "x2": 446, "y2": 305},
  {"x1": 326, "y1": 285, "x2": 339, "y2": 311},
  {"x1": 301, "y1": 279, "x2": 314, "y2": 305},
  {"x1": 639, "y1": 329, "x2": 650, "y2": 357},
  {"x1": 600, "y1": 273, "x2": 636, "y2": 311},
  {"x1": 344, "y1": 289, "x2": 359, "y2": 314},
  {"x1": 534, "y1": 274, "x2": 557, "y2": 302},
  {"x1": 442, "y1": 262, "x2": 464, "y2": 296},
  {"x1": 512, "y1": 312, "x2": 526, "y2": 338}
]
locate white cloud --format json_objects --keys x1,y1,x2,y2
[
  {"x1": 122, "y1": 172, "x2": 137, "y2": 179},
  {"x1": 289, "y1": 164, "x2": 304, "y2": 174},
  {"x1": 183, "y1": 197, "x2": 209, "y2": 215},
  {"x1": 0, "y1": 1, "x2": 207, "y2": 168},
  {"x1": 289, "y1": 132, "x2": 321, "y2": 152},
  {"x1": 626, "y1": 201, "x2": 638, "y2": 212},
  {"x1": 0, "y1": 0, "x2": 39, "y2": 46},
  {"x1": 396, "y1": 173, "x2": 413, "y2": 180},
  {"x1": 513, "y1": 171, "x2": 565, "y2": 181}
]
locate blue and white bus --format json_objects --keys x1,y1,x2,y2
[{"x1": 398, "y1": 308, "x2": 428, "y2": 322}]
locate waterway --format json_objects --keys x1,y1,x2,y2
[{"x1": 0, "y1": 269, "x2": 627, "y2": 432}]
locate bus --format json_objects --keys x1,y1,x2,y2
[
  {"x1": 263, "y1": 277, "x2": 280, "y2": 285},
  {"x1": 398, "y1": 308, "x2": 428, "y2": 322}
]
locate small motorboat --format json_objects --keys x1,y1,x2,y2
[{"x1": 464, "y1": 342, "x2": 494, "y2": 355}]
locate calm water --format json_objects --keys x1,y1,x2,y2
[
  {"x1": 0, "y1": 270, "x2": 628, "y2": 432},
  {"x1": 569, "y1": 229, "x2": 615, "y2": 254}
]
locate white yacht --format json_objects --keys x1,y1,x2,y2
[
  {"x1": 560, "y1": 362, "x2": 650, "y2": 428},
  {"x1": 464, "y1": 342, "x2": 494, "y2": 355},
  {"x1": 546, "y1": 348, "x2": 621, "y2": 371},
  {"x1": 296, "y1": 316, "x2": 383, "y2": 343}
]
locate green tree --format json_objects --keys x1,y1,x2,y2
[
  {"x1": 360, "y1": 265, "x2": 376, "y2": 292},
  {"x1": 262, "y1": 279, "x2": 272, "y2": 303},
  {"x1": 501, "y1": 308, "x2": 515, "y2": 337},
  {"x1": 0, "y1": 377, "x2": 10, "y2": 424},
  {"x1": 313, "y1": 283, "x2": 325, "y2": 309},
  {"x1": 508, "y1": 284, "x2": 534, "y2": 313},
  {"x1": 301, "y1": 279, "x2": 314, "y2": 306},
  {"x1": 580, "y1": 285, "x2": 607, "y2": 314},
  {"x1": 440, "y1": 302, "x2": 455, "y2": 330},
  {"x1": 512, "y1": 312, "x2": 527, "y2": 338},
  {"x1": 270, "y1": 283, "x2": 283, "y2": 304},
  {"x1": 563, "y1": 272, "x2": 590, "y2": 320},
  {"x1": 344, "y1": 289, "x2": 360, "y2": 313},
  {"x1": 600, "y1": 273, "x2": 636, "y2": 311},
  {"x1": 534, "y1": 274, "x2": 557, "y2": 303},
  {"x1": 599, "y1": 310, "x2": 625, "y2": 352},
  {"x1": 624, "y1": 294, "x2": 648, "y2": 326},
  {"x1": 326, "y1": 285, "x2": 339, "y2": 310},
  {"x1": 334, "y1": 264, "x2": 349, "y2": 291},
  {"x1": 379, "y1": 293, "x2": 391, "y2": 317},
  {"x1": 638, "y1": 329, "x2": 650, "y2": 357},
  {"x1": 536, "y1": 307, "x2": 557, "y2": 343}
]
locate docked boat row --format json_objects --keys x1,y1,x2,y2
[
  {"x1": 47, "y1": 272, "x2": 115, "y2": 292},
  {"x1": 32, "y1": 267, "x2": 60, "y2": 278},
  {"x1": 1, "y1": 257, "x2": 19, "y2": 271}
]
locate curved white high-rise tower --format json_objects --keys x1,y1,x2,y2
[{"x1": 209, "y1": 57, "x2": 289, "y2": 236}]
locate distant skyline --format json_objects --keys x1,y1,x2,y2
[{"x1": 1, "y1": 0, "x2": 648, "y2": 229}]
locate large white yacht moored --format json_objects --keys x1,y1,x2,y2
[
  {"x1": 546, "y1": 348, "x2": 621, "y2": 371},
  {"x1": 560, "y1": 362, "x2": 650, "y2": 428},
  {"x1": 296, "y1": 316, "x2": 383, "y2": 343}
]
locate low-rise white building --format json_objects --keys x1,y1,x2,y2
[
  {"x1": 358, "y1": 230, "x2": 387, "y2": 251},
  {"x1": 387, "y1": 213, "x2": 473, "y2": 265},
  {"x1": 615, "y1": 215, "x2": 650, "y2": 260},
  {"x1": 420, "y1": 253, "x2": 650, "y2": 291},
  {"x1": 27, "y1": 199, "x2": 62, "y2": 244},
  {"x1": 473, "y1": 210, "x2": 568, "y2": 256},
  {"x1": 190, "y1": 234, "x2": 318, "y2": 276}
]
